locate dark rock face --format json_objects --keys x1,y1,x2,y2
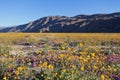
[{"x1": 0, "y1": 12, "x2": 120, "y2": 32}]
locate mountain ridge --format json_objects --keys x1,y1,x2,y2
[{"x1": 0, "y1": 12, "x2": 120, "y2": 32}]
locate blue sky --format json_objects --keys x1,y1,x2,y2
[{"x1": 0, "y1": 0, "x2": 120, "y2": 26}]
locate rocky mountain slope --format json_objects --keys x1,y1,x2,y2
[{"x1": 0, "y1": 12, "x2": 120, "y2": 32}]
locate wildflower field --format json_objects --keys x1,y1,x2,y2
[{"x1": 0, "y1": 33, "x2": 120, "y2": 80}]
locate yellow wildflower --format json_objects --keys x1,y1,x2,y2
[
  {"x1": 84, "y1": 58, "x2": 88, "y2": 62},
  {"x1": 80, "y1": 52, "x2": 86, "y2": 55},
  {"x1": 87, "y1": 55, "x2": 90, "y2": 59},
  {"x1": 67, "y1": 56, "x2": 72, "y2": 61},
  {"x1": 67, "y1": 47, "x2": 72, "y2": 51},
  {"x1": 63, "y1": 69, "x2": 66, "y2": 73},
  {"x1": 91, "y1": 53, "x2": 95, "y2": 57},
  {"x1": 53, "y1": 72, "x2": 57, "y2": 77},
  {"x1": 17, "y1": 67, "x2": 23, "y2": 71},
  {"x1": 43, "y1": 62, "x2": 47, "y2": 66},
  {"x1": 79, "y1": 56, "x2": 83, "y2": 60},
  {"x1": 4, "y1": 54, "x2": 7, "y2": 57},
  {"x1": 42, "y1": 62, "x2": 48, "y2": 68},
  {"x1": 81, "y1": 66, "x2": 84, "y2": 71},
  {"x1": 88, "y1": 65, "x2": 91, "y2": 69},
  {"x1": 108, "y1": 65, "x2": 111, "y2": 70},
  {"x1": 84, "y1": 48, "x2": 88, "y2": 51},
  {"x1": 71, "y1": 65, "x2": 75, "y2": 68},
  {"x1": 114, "y1": 68, "x2": 117, "y2": 72},
  {"x1": 8, "y1": 64, "x2": 13, "y2": 68},
  {"x1": 15, "y1": 70, "x2": 19, "y2": 75},
  {"x1": 59, "y1": 54, "x2": 66, "y2": 58},
  {"x1": 48, "y1": 64, "x2": 54, "y2": 70},
  {"x1": 101, "y1": 74, "x2": 105, "y2": 80},
  {"x1": 93, "y1": 65, "x2": 98, "y2": 70},
  {"x1": 61, "y1": 46, "x2": 65, "y2": 50},
  {"x1": 3, "y1": 76, "x2": 7, "y2": 80},
  {"x1": 79, "y1": 43, "x2": 83, "y2": 47}
]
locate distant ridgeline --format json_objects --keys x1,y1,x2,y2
[{"x1": 0, "y1": 12, "x2": 120, "y2": 33}]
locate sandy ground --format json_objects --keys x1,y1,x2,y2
[{"x1": 9, "y1": 44, "x2": 120, "y2": 55}]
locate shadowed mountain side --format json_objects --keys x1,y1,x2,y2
[{"x1": 0, "y1": 12, "x2": 120, "y2": 32}]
